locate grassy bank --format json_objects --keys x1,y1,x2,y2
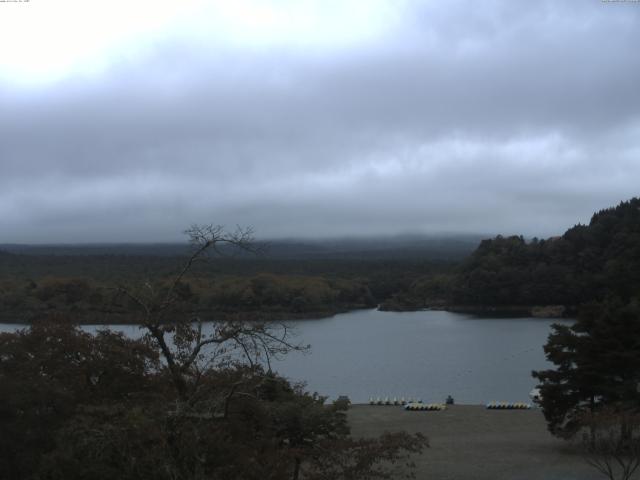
[{"x1": 347, "y1": 404, "x2": 602, "y2": 480}]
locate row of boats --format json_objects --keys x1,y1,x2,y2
[
  {"x1": 486, "y1": 402, "x2": 531, "y2": 409},
  {"x1": 368, "y1": 397, "x2": 421, "y2": 405},
  {"x1": 405, "y1": 402, "x2": 447, "y2": 411},
  {"x1": 368, "y1": 397, "x2": 532, "y2": 409}
]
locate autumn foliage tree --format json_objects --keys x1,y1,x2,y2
[{"x1": 0, "y1": 319, "x2": 159, "y2": 479}]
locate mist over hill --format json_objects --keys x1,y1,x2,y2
[{"x1": 0, "y1": 233, "x2": 485, "y2": 261}]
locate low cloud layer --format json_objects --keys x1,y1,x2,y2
[{"x1": 1, "y1": 0, "x2": 639, "y2": 242}]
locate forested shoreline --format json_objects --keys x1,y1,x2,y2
[
  {"x1": 382, "y1": 198, "x2": 640, "y2": 317},
  {"x1": 0, "y1": 245, "x2": 458, "y2": 324},
  {"x1": 2, "y1": 198, "x2": 639, "y2": 324}
]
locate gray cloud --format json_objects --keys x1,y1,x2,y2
[{"x1": 1, "y1": 0, "x2": 639, "y2": 242}]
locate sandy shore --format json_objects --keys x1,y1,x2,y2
[{"x1": 347, "y1": 405, "x2": 609, "y2": 480}]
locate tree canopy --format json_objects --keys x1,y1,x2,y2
[
  {"x1": 410, "y1": 197, "x2": 640, "y2": 311},
  {"x1": 532, "y1": 299, "x2": 640, "y2": 438}
]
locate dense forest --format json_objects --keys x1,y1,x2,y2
[
  {"x1": 385, "y1": 198, "x2": 640, "y2": 316},
  {"x1": 0, "y1": 236, "x2": 472, "y2": 323},
  {"x1": 2, "y1": 198, "x2": 639, "y2": 322}
]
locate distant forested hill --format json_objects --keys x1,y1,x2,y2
[
  {"x1": 6, "y1": 197, "x2": 639, "y2": 321},
  {"x1": 0, "y1": 235, "x2": 479, "y2": 323},
  {"x1": 382, "y1": 197, "x2": 640, "y2": 314},
  {"x1": 451, "y1": 198, "x2": 640, "y2": 309}
]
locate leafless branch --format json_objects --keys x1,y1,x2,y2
[
  {"x1": 109, "y1": 224, "x2": 305, "y2": 403},
  {"x1": 580, "y1": 407, "x2": 640, "y2": 480}
]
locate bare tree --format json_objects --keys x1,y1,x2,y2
[
  {"x1": 580, "y1": 407, "x2": 640, "y2": 480},
  {"x1": 115, "y1": 224, "x2": 306, "y2": 400}
]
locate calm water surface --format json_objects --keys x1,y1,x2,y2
[
  {"x1": 0, "y1": 309, "x2": 570, "y2": 404},
  {"x1": 279, "y1": 309, "x2": 570, "y2": 404}
]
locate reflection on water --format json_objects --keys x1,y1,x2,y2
[{"x1": 0, "y1": 309, "x2": 570, "y2": 404}]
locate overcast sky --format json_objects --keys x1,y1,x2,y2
[{"x1": 1, "y1": 0, "x2": 639, "y2": 243}]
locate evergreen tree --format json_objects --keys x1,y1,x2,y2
[{"x1": 533, "y1": 299, "x2": 640, "y2": 438}]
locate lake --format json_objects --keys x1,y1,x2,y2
[{"x1": 0, "y1": 309, "x2": 570, "y2": 404}]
